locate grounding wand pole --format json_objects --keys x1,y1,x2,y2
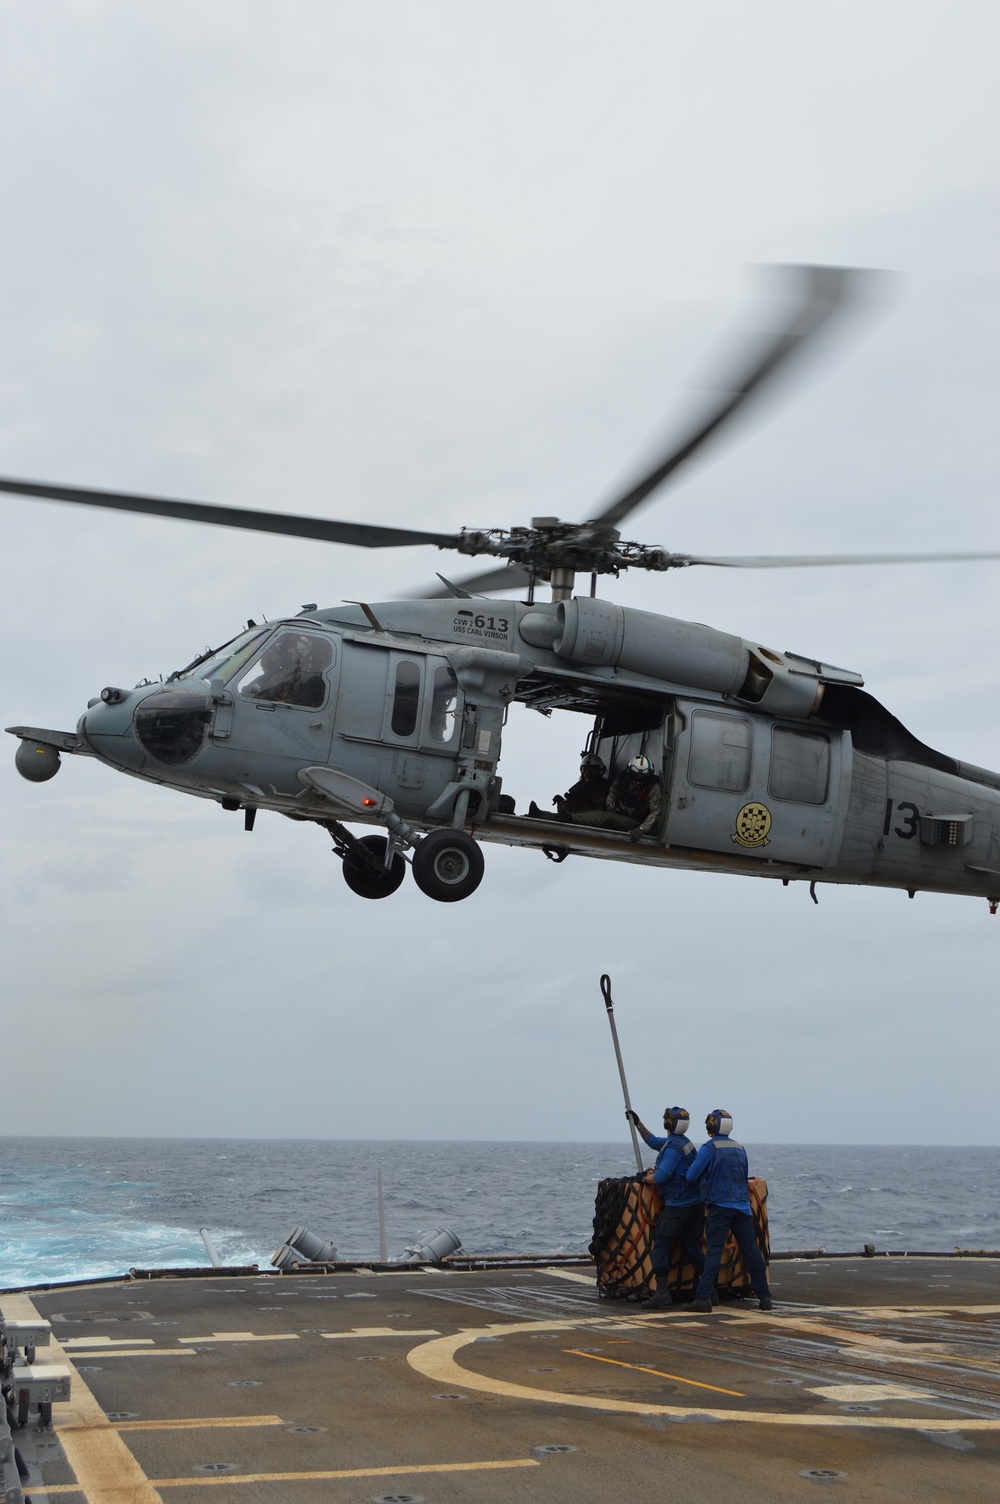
[{"x1": 600, "y1": 973, "x2": 644, "y2": 1174}]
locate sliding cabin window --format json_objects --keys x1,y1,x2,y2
[
  {"x1": 687, "y1": 712, "x2": 753, "y2": 793},
  {"x1": 390, "y1": 660, "x2": 422, "y2": 737},
  {"x1": 768, "y1": 727, "x2": 830, "y2": 805}
]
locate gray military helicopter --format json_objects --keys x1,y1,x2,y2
[{"x1": 6, "y1": 266, "x2": 1000, "y2": 909}]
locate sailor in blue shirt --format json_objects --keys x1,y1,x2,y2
[
  {"x1": 685, "y1": 1108, "x2": 773, "y2": 1312},
  {"x1": 626, "y1": 1105, "x2": 706, "y2": 1310}
]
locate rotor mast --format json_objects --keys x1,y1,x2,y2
[{"x1": 549, "y1": 566, "x2": 575, "y2": 602}]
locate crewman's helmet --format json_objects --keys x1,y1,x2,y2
[
  {"x1": 705, "y1": 1108, "x2": 734, "y2": 1137},
  {"x1": 580, "y1": 752, "x2": 606, "y2": 775},
  {"x1": 663, "y1": 1106, "x2": 690, "y2": 1134},
  {"x1": 627, "y1": 754, "x2": 654, "y2": 779}
]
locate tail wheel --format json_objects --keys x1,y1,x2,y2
[
  {"x1": 342, "y1": 835, "x2": 406, "y2": 900},
  {"x1": 411, "y1": 829, "x2": 484, "y2": 903}
]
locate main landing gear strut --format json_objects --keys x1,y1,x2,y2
[{"x1": 324, "y1": 821, "x2": 484, "y2": 903}]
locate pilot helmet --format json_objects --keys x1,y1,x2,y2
[
  {"x1": 580, "y1": 752, "x2": 606, "y2": 775},
  {"x1": 270, "y1": 634, "x2": 297, "y2": 664},
  {"x1": 705, "y1": 1108, "x2": 734, "y2": 1137},
  {"x1": 627, "y1": 754, "x2": 654, "y2": 779},
  {"x1": 663, "y1": 1106, "x2": 690, "y2": 1134}
]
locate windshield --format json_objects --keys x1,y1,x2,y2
[{"x1": 172, "y1": 628, "x2": 270, "y2": 685}]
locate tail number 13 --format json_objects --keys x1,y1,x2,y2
[{"x1": 883, "y1": 799, "x2": 918, "y2": 839}]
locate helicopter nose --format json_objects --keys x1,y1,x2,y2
[{"x1": 80, "y1": 689, "x2": 147, "y2": 771}]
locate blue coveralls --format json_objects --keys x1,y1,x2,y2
[
  {"x1": 640, "y1": 1129, "x2": 705, "y2": 1297},
  {"x1": 685, "y1": 1132, "x2": 770, "y2": 1303}
]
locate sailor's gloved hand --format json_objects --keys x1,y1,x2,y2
[
  {"x1": 627, "y1": 827, "x2": 641, "y2": 842},
  {"x1": 625, "y1": 1109, "x2": 640, "y2": 1125}
]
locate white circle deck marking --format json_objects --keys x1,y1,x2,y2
[{"x1": 405, "y1": 1313, "x2": 1000, "y2": 1431}]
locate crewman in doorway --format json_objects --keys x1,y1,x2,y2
[
  {"x1": 528, "y1": 752, "x2": 609, "y2": 822},
  {"x1": 626, "y1": 1104, "x2": 706, "y2": 1310},
  {"x1": 586, "y1": 754, "x2": 662, "y2": 839},
  {"x1": 685, "y1": 1109, "x2": 773, "y2": 1312}
]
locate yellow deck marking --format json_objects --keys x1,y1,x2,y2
[
  {"x1": 62, "y1": 1337, "x2": 156, "y2": 1349},
  {"x1": 406, "y1": 1315, "x2": 1000, "y2": 1430},
  {"x1": 321, "y1": 1326, "x2": 440, "y2": 1340},
  {"x1": 658, "y1": 1304, "x2": 1000, "y2": 1377},
  {"x1": 564, "y1": 1348, "x2": 745, "y2": 1397},
  {"x1": 890, "y1": 1349, "x2": 1000, "y2": 1373},
  {"x1": 69, "y1": 1349, "x2": 197, "y2": 1359},
  {"x1": 148, "y1": 1460, "x2": 539, "y2": 1486},
  {"x1": 743, "y1": 1307, "x2": 999, "y2": 1364},
  {"x1": 115, "y1": 1417, "x2": 285, "y2": 1432},
  {"x1": 1, "y1": 1293, "x2": 164, "y2": 1504},
  {"x1": 792, "y1": 1302, "x2": 1000, "y2": 1319},
  {"x1": 539, "y1": 1268, "x2": 596, "y2": 1285},
  {"x1": 808, "y1": 1384, "x2": 932, "y2": 1403},
  {"x1": 178, "y1": 1332, "x2": 299, "y2": 1344}
]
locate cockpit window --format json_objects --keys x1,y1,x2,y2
[
  {"x1": 237, "y1": 631, "x2": 334, "y2": 708},
  {"x1": 177, "y1": 628, "x2": 269, "y2": 685}
]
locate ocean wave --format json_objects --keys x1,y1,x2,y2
[{"x1": 2, "y1": 1139, "x2": 999, "y2": 1286}]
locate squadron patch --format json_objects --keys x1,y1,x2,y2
[{"x1": 732, "y1": 802, "x2": 772, "y2": 848}]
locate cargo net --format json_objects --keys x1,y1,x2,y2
[{"x1": 589, "y1": 1176, "x2": 769, "y2": 1302}]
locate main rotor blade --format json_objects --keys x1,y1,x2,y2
[
  {"x1": 590, "y1": 265, "x2": 873, "y2": 531},
  {"x1": 677, "y1": 549, "x2": 1000, "y2": 569},
  {"x1": 413, "y1": 563, "x2": 533, "y2": 598},
  {"x1": 0, "y1": 476, "x2": 461, "y2": 550}
]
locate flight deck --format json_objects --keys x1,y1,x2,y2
[{"x1": 3, "y1": 1255, "x2": 1000, "y2": 1503}]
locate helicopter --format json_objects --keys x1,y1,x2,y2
[{"x1": 6, "y1": 265, "x2": 1000, "y2": 911}]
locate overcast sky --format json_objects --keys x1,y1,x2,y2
[{"x1": 1, "y1": 2, "x2": 999, "y2": 1146}]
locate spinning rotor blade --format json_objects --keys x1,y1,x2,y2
[
  {"x1": 0, "y1": 476, "x2": 461, "y2": 551},
  {"x1": 415, "y1": 563, "x2": 533, "y2": 598},
  {"x1": 590, "y1": 265, "x2": 873, "y2": 531},
  {"x1": 676, "y1": 549, "x2": 1000, "y2": 569}
]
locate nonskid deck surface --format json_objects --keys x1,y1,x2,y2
[{"x1": 4, "y1": 1258, "x2": 1000, "y2": 1503}]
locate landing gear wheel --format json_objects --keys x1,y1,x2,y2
[
  {"x1": 342, "y1": 836, "x2": 406, "y2": 900},
  {"x1": 411, "y1": 829, "x2": 484, "y2": 903}
]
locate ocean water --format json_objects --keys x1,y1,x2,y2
[{"x1": 2, "y1": 1137, "x2": 999, "y2": 1292}]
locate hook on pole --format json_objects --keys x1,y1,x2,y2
[{"x1": 599, "y1": 972, "x2": 644, "y2": 1174}]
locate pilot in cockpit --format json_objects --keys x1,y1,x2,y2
[{"x1": 244, "y1": 632, "x2": 329, "y2": 708}]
